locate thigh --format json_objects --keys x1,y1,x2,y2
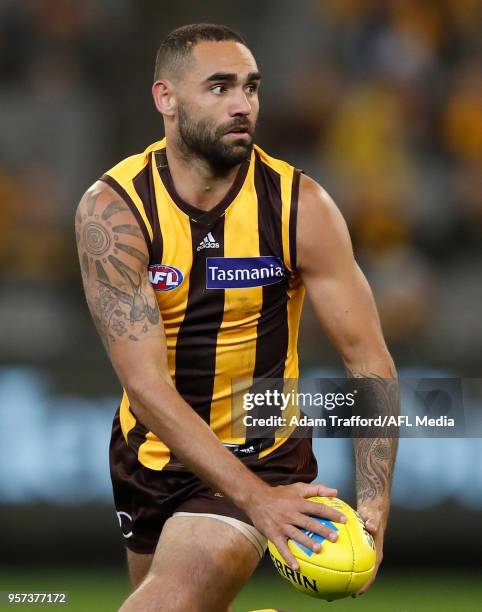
[
  {"x1": 119, "y1": 515, "x2": 261, "y2": 612},
  {"x1": 126, "y1": 549, "x2": 153, "y2": 589}
]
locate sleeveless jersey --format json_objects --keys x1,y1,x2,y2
[{"x1": 101, "y1": 138, "x2": 305, "y2": 470}]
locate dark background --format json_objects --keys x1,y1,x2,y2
[{"x1": 0, "y1": 0, "x2": 481, "y2": 608}]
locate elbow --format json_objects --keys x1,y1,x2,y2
[
  {"x1": 122, "y1": 371, "x2": 174, "y2": 409},
  {"x1": 123, "y1": 377, "x2": 145, "y2": 407}
]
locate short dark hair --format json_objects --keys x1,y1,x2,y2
[{"x1": 153, "y1": 23, "x2": 247, "y2": 82}]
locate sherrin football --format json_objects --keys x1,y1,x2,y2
[{"x1": 268, "y1": 497, "x2": 376, "y2": 600}]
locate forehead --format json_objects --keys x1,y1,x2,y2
[{"x1": 189, "y1": 40, "x2": 258, "y2": 80}]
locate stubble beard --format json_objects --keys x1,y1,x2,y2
[{"x1": 176, "y1": 103, "x2": 255, "y2": 172}]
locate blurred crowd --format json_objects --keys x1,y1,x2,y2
[{"x1": 0, "y1": 0, "x2": 480, "y2": 389}]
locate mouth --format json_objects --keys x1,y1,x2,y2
[{"x1": 225, "y1": 125, "x2": 251, "y2": 136}]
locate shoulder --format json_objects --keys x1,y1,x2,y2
[
  {"x1": 75, "y1": 178, "x2": 150, "y2": 281},
  {"x1": 298, "y1": 174, "x2": 340, "y2": 221},
  {"x1": 298, "y1": 173, "x2": 350, "y2": 235},
  {"x1": 253, "y1": 144, "x2": 295, "y2": 178},
  {"x1": 75, "y1": 180, "x2": 138, "y2": 237},
  {"x1": 75, "y1": 140, "x2": 165, "y2": 247},
  {"x1": 101, "y1": 139, "x2": 166, "y2": 189},
  {"x1": 296, "y1": 174, "x2": 354, "y2": 273}
]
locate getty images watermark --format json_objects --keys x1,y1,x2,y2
[{"x1": 229, "y1": 378, "x2": 482, "y2": 438}]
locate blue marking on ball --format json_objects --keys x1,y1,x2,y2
[{"x1": 293, "y1": 517, "x2": 339, "y2": 557}]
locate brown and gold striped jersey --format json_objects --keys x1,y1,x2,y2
[{"x1": 101, "y1": 138, "x2": 304, "y2": 470}]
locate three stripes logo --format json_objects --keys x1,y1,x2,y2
[{"x1": 197, "y1": 232, "x2": 219, "y2": 252}]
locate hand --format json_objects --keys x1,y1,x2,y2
[
  {"x1": 354, "y1": 501, "x2": 388, "y2": 596},
  {"x1": 244, "y1": 482, "x2": 347, "y2": 570}
]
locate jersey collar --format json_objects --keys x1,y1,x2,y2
[{"x1": 154, "y1": 148, "x2": 250, "y2": 227}]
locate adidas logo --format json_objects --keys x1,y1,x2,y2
[
  {"x1": 196, "y1": 232, "x2": 219, "y2": 252},
  {"x1": 238, "y1": 445, "x2": 255, "y2": 454}
]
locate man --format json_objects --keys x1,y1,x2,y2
[{"x1": 76, "y1": 24, "x2": 398, "y2": 612}]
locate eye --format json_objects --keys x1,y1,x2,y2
[
  {"x1": 210, "y1": 85, "x2": 226, "y2": 94},
  {"x1": 246, "y1": 83, "x2": 259, "y2": 95}
]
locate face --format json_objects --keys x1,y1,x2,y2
[{"x1": 171, "y1": 41, "x2": 260, "y2": 170}]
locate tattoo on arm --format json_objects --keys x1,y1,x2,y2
[
  {"x1": 347, "y1": 369, "x2": 399, "y2": 505},
  {"x1": 75, "y1": 186, "x2": 159, "y2": 351}
]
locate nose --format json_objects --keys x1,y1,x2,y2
[{"x1": 229, "y1": 89, "x2": 251, "y2": 116}]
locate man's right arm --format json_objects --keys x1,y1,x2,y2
[{"x1": 75, "y1": 180, "x2": 346, "y2": 569}]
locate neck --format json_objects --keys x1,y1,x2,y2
[{"x1": 164, "y1": 136, "x2": 244, "y2": 212}]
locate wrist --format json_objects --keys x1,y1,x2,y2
[
  {"x1": 357, "y1": 495, "x2": 390, "y2": 523},
  {"x1": 232, "y1": 474, "x2": 270, "y2": 513}
]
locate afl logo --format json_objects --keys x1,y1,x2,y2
[{"x1": 148, "y1": 264, "x2": 184, "y2": 291}]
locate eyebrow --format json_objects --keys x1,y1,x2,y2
[{"x1": 204, "y1": 71, "x2": 261, "y2": 84}]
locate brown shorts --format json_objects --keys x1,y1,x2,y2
[{"x1": 109, "y1": 408, "x2": 318, "y2": 554}]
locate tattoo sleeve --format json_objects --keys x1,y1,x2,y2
[
  {"x1": 347, "y1": 368, "x2": 400, "y2": 506},
  {"x1": 75, "y1": 183, "x2": 160, "y2": 352}
]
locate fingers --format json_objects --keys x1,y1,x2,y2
[
  {"x1": 297, "y1": 482, "x2": 338, "y2": 498},
  {"x1": 314, "y1": 482, "x2": 338, "y2": 497},
  {"x1": 352, "y1": 528, "x2": 383, "y2": 597},
  {"x1": 296, "y1": 513, "x2": 339, "y2": 542},
  {"x1": 286, "y1": 524, "x2": 323, "y2": 552},
  {"x1": 356, "y1": 583, "x2": 370, "y2": 595},
  {"x1": 272, "y1": 536, "x2": 299, "y2": 571},
  {"x1": 303, "y1": 500, "x2": 346, "y2": 525},
  {"x1": 272, "y1": 521, "x2": 326, "y2": 572},
  {"x1": 353, "y1": 570, "x2": 376, "y2": 596},
  {"x1": 273, "y1": 516, "x2": 340, "y2": 573},
  {"x1": 364, "y1": 517, "x2": 378, "y2": 534}
]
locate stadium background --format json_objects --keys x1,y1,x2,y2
[{"x1": 0, "y1": 0, "x2": 481, "y2": 610}]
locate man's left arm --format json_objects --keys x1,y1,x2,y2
[{"x1": 296, "y1": 174, "x2": 399, "y2": 594}]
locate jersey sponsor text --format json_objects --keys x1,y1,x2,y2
[{"x1": 206, "y1": 256, "x2": 286, "y2": 289}]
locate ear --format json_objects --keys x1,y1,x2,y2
[{"x1": 152, "y1": 79, "x2": 176, "y2": 117}]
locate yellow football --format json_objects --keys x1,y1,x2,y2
[{"x1": 268, "y1": 497, "x2": 376, "y2": 600}]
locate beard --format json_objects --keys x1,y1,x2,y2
[{"x1": 177, "y1": 103, "x2": 255, "y2": 171}]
